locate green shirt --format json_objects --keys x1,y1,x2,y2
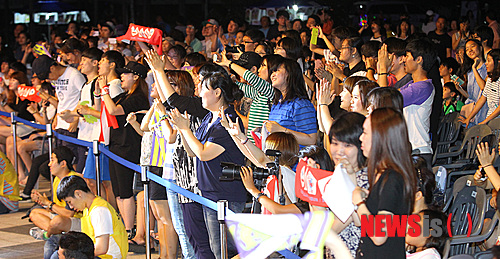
[{"x1": 235, "y1": 70, "x2": 274, "y2": 143}]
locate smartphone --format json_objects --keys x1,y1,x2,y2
[
  {"x1": 310, "y1": 28, "x2": 319, "y2": 45},
  {"x1": 359, "y1": 15, "x2": 368, "y2": 27},
  {"x1": 91, "y1": 30, "x2": 99, "y2": 37},
  {"x1": 213, "y1": 53, "x2": 218, "y2": 63},
  {"x1": 451, "y1": 75, "x2": 465, "y2": 86}
]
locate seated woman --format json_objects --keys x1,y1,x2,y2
[
  {"x1": 406, "y1": 209, "x2": 448, "y2": 259},
  {"x1": 0, "y1": 71, "x2": 36, "y2": 181},
  {"x1": 7, "y1": 81, "x2": 56, "y2": 186}
]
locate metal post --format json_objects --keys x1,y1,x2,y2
[
  {"x1": 10, "y1": 112, "x2": 18, "y2": 178},
  {"x1": 46, "y1": 124, "x2": 53, "y2": 191},
  {"x1": 141, "y1": 166, "x2": 151, "y2": 259},
  {"x1": 218, "y1": 200, "x2": 229, "y2": 259},
  {"x1": 93, "y1": 140, "x2": 101, "y2": 196}
]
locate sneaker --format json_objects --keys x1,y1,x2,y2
[
  {"x1": 19, "y1": 193, "x2": 31, "y2": 202},
  {"x1": 30, "y1": 227, "x2": 48, "y2": 241}
]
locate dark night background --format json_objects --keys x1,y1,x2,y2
[{"x1": 0, "y1": 0, "x2": 499, "y2": 40}]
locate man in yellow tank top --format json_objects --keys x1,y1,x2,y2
[
  {"x1": 58, "y1": 175, "x2": 128, "y2": 259},
  {"x1": 29, "y1": 146, "x2": 82, "y2": 241}
]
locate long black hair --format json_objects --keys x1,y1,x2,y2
[
  {"x1": 458, "y1": 39, "x2": 484, "y2": 77},
  {"x1": 273, "y1": 58, "x2": 309, "y2": 104},
  {"x1": 487, "y1": 49, "x2": 500, "y2": 82}
]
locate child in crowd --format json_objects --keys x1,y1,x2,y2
[
  {"x1": 405, "y1": 209, "x2": 449, "y2": 259},
  {"x1": 442, "y1": 82, "x2": 464, "y2": 115}
]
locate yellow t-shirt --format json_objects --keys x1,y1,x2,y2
[
  {"x1": 52, "y1": 171, "x2": 82, "y2": 218},
  {"x1": 82, "y1": 196, "x2": 128, "y2": 259}
]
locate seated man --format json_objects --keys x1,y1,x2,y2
[
  {"x1": 29, "y1": 146, "x2": 82, "y2": 241},
  {"x1": 57, "y1": 175, "x2": 128, "y2": 258},
  {"x1": 56, "y1": 231, "x2": 94, "y2": 259}
]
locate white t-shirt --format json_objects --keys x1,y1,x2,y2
[
  {"x1": 54, "y1": 66, "x2": 86, "y2": 130},
  {"x1": 281, "y1": 166, "x2": 297, "y2": 203},
  {"x1": 90, "y1": 206, "x2": 122, "y2": 259},
  {"x1": 79, "y1": 78, "x2": 123, "y2": 142},
  {"x1": 406, "y1": 248, "x2": 441, "y2": 259},
  {"x1": 100, "y1": 79, "x2": 124, "y2": 146}
]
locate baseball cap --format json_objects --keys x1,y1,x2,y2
[
  {"x1": 202, "y1": 19, "x2": 219, "y2": 27},
  {"x1": 116, "y1": 61, "x2": 148, "y2": 79},
  {"x1": 233, "y1": 52, "x2": 262, "y2": 70},
  {"x1": 32, "y1": 55, "x2": 56, "y2": 80}
]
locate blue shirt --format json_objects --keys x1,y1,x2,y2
[
  {"x1": 465, "y1": 63, "x2": 488, "y2": 126},
  {"x1": 269, "y1": 98, "x2": 318, "y2": 135},
  {"x1": 194, "y1": 105, "x2": 247, "y2": 202}
]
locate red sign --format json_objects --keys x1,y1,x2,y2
[
  {"x1": 18, "y1": 85, "x2": 41, "y2": 102},
  {"x1": 295, "y1": 158, "x2": 333, "y2": 207},
  {"x1": 117, "y1": 24, "x2": 164, "y2": 55}
]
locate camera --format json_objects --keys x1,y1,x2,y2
[
  {"x1": 220, "y1": 150, "x2": 282, "y2": 181},
  {"x1": 225, "y1": 45, "x2": 244, "y2": 53}
]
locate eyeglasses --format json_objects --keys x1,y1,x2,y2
[
  {"x1": 243, "y1": 41, "x2": 255, "y2": 44},
  {"x1": 340, "y1": 46, "x2": 352, "y2": 50},
  {"x1": 186, "y1": 26, "x2": 195, "y2": 29}
]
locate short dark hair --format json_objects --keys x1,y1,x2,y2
[
  {"x1": 81, "y1": 47, "x2": 103, "y2": 61},
  {"x1": 53, "y1": 146, "x2": 75, "y2": 170},
  {"x1": 298, "y1": 145, "x2": 334, "y2": 171},
  {"x1": 308, "y1": 15, "x2": 321, "y2": 26},
  {"x1": 276, "y1": 10, "x2": 290, "y2": 20},
  {"x1": 329, "y1": 112, "x2": 366, "y2": 168},
  {"x1": 440, "y1": 57, "x2": 460, "y2": 75},
  {"x1": 185, "y1": 52, "x2": 206, "y2": 67},
  {"x1": 9, "y1": 61, "x2": 27, "y2": 74},
  {"x1": 406, "y1": 38, "x2": 437, "y2": 72},
  {"x1": 474, "y1": 25, "x2": 494, "y2": 48},
  {"x1": 168, "y1": 45, "x2": 187, "y2": 60},
  {"x1": 201, "y1": 71, "x2": 243, "y2": 105},
  {"x1": 384, "y1": 37, "x2": 407, "y2": 57},
  {"x1": 419, "y1": 209, "x2": 449, "y2": 256},
  {"x1": 277, "y1": 37, "x2": 300, "y2": 60},
  {"x1": 59, "y1": 231, "x2": 94, "y2": 259},
  {"x1": 101, "y1": 50, "x2": 125, "y2": 69},
  {"x1": 366, "y1": 86, "x2": 404, "y2": 112},
  {"x1": 245, "y1": 29, "x2": 265, "y2": 44},
  {"x1": 57, "y1": 175, "x2": 91, "y2": 201},
  {"x1": 361, "y1": 41, "x2": 381, "y2": 58},
  {"x1": 487, "y1": 49, "x2": 500, "y2": 82},
  {"x1": 331, "y1": 26, "x2": 355, "y2": 41}
]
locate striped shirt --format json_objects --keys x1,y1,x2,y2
[
  {"x1": 236, "y1": 70, "x2": 274, "y2": 142},
  {"x1": 269, "y1": 98, "x2": 318, "y2": 148},
  {"x1": 483, "y1": 77, "x2": 500, "y2": 118}
]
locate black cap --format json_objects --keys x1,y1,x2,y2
[
  {"x1": 32, "y1": 55, "x2": 56, "y2": 80},
  {"x1": 116, "y1": 61, "x2": 148, "y2": 79},
  {"x1": 233, "y1": 52, "x2": 262, "y2": 70}
]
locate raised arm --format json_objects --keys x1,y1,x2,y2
[{"x1": 169, "y1": 108, "x2": 225, "y2": 161}]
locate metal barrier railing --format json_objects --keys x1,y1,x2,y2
[{"x1": 1, "y1": 110, "x2": 300, "y2": 259}]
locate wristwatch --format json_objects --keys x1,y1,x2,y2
[{"x1": 254, "y1": 193, "x2": 267, "y2": 202}]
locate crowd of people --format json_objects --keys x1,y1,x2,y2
[{"x1": 1, "y1": 5, "x2": 500, "y2": 259}]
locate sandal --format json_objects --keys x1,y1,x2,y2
[{"x1": 126, "y1": 228, "x2": 136, "y2": 240}]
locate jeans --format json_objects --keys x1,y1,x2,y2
[
  {"x1": 203, "y1": 201, "x2": 245, "y2": 259},
  {"x1": 44, "y1": 234, "x2": 61, "y2": 259},
  {"x1": 167, "y1": 180, "x2": 196, "y2": 259},
  {"x1": 181, "y1": 202, "x2": 215, "y2": 259}
]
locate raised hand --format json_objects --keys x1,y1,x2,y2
[{"x1": 145, "y1": 49, "x2": 166, "y2": 71}]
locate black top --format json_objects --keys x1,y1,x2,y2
[
  {"x1": 344, "y1": 61, "x2": 366, "y2": 77},
  {"x1": 109, "y1": 92, "x2": 150, "y2": 161},
  {"x1": 9, "y1": 97, "x2": 35, "y2": 121},
  {"x1": 357, "y1": 169, "x2": 409, "y2": 259},
  {"x1": 393, "y1": 74, "x2": 413, "y2": 89},
  {"x1": 427, "y1": 31, "x2": 452, "y2": 62},
  {"x1": 167, "y1": 93, "x2": 209, "y2": 120}
]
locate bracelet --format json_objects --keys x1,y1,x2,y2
[
  {"x1": 93, "y1": 91, "x2": 101, "y2": 97},
  {"x1": 483, "y1": 164, "x2": 493, "y2": 168},
  {"x1": 101, "y1": 85, "x2": 110, "y2": 96},
  {"x1": 354, "y1": 200, "x2": 365, "y2": 211},
  {"x1": 379, "y1": 72, "x2": 389, "y2": 75},
  {"x1": 228, "y1": 62, "x2": 233, "y2": 70},
  {"x1": 159, "y1": 114, "x2": 169, "y2": 121},
  {"x1": 241, "y1": 137, "x2": 249, "y2": 145},
  {"x1": 342, "y1": 76, "x2": 348, "y2": 84},
  {"x1": 367, "y1": 68, "x2": 375, "y2": 72},
  {"x1": 319, "y1": 103, "x2": 328, "y2": 106},
  {"x1": 254, "y1": 193, "x2": 267, "y2": 202},
  {"x1": 49, "y1": 202, "x2": 55, "y2": 211}
]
